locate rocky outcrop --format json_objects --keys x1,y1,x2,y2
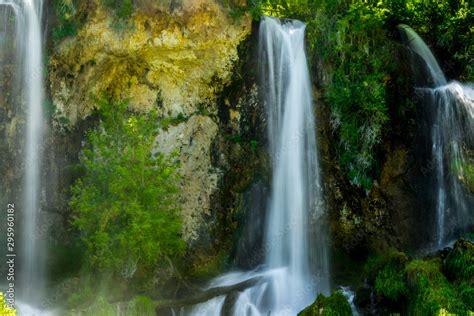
[
  {"x1": 49, "y1": 0, "x2": 251, "y2": 127},
  {"x1": 47, "y1": 0, "x2": 253, "y2": 249},
  {"x1": 155, "y1": 115, "x2": 219, "y2": 243}
]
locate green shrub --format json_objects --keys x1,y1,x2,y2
[
  {"x1": 299, "y1": 290, "x2": 352, "y2": 316},
  {"x1": 70, "y1": 98, "x2": 185, "y2": 283}
]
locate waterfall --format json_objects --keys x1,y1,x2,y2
[
  {"x1": 398, "y1": 25, "x2": 474, "y2": 248},
  {"x1": 182, "y1": 16, "x2": 330, "y2": 315},
  {"x1": 259, "y1": 16, "x2": 330, "y2": 305},
  {"x1": 0, "y1": 0, "x2": 45, "y2": 311}
]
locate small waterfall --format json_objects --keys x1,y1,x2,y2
[
  {"x1": 399, "y1": 25, "x2": 474, "y2": 248},
  {"x1": 398, "y1": 25, "x2": 447, "y2": 87},
  {"x1": 183, "y1": 16, "x2": 330, "y2": 315},
  {"x1": 0, "y1": 0, "x2": 45, "y2": 310},
  {"x1": 259, "y1": 16, "x2": 330, "y2": 305}
]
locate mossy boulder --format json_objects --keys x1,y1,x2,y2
[
  {"x1": 360, "y1": 240, "x2": 474, "y2": 314},
  {"x1": 406, "y1": 258, "x2": 467, "y2": 315},
  {"x1": 443, "y1": 239, "x2": 474, "y2": 309},
  {"x1": 299, "y1": 291, "x2": 352, "y2": 316}
]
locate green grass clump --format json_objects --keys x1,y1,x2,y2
[{"x1": 299, "y1": 290, "x2": 352, "y2": 316}]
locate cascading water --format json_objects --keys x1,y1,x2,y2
[
  {"x1": 181, "y1": 16, "x2": 330, "y2": 315},
  {"x1": 399, "y1": 25, "x2": 474, "y2": 248},
  {"x1": 0, "y1": 0, "x2": 45, "y2": 312}
]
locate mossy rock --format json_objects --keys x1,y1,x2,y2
[
  {"x1": 299, "y1": 291, "x2": 352, "y2": 316},
  {"x1": 443, "y1": 239, "x2": 474, "y2": 310},
  {"x1": 405, "y1": 259, "x2": 468, "y2": 315},
  {"x1": 443, "y1": 239, "x2": 474, "y2": 283},
  {"x1": 361, "y1": 244, "x2": 473, "y2": 314}
]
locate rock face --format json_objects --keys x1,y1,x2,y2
[
  {"x1": 49, "y1": 0, "x2": 251, "y2": 126},
  {"x1": 47, "y1": 0, "x2": 253, "y2": 250},
  {"x1": 155, "y1": 115, "x2": 220, "y2": 243}
]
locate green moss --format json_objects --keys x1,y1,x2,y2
[
  {"x1": 158, "y1": 113, "x2": 188, "y2": 130},
  {"x1": 126, "y1": 296, "x2": 155, "y2": 316},
  {"x1": 187, "y1": 251, "x2": 228, "y2": 281},
  {"x1": 365, "y1": 250, "x2": 409, "y2": 303},
  {"x1": 375, "y1": 264, "x2": 408, "y2": 302},
  {"x1": 443, "y1": 239, "x2": 474, "y2": 310},
  {"x1": 85, "y1": 296, "x2": 115, "y2": 316},
  {"x1": 299, "y1": 291, "x2": 352, "y2": 316},
  {"x1": 405, "y1": 259, "x2": 468, "y2": 315},
  {"x1": 444, "y1": 239, "x2": 474, "y2": 282}
]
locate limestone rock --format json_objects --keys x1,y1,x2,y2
[
  {"x1": 49, "y1": 0, "x2": 251, "y2": 127},
  {"x1": 155, "y1": 115, "x2": 220, "y2": 243}
]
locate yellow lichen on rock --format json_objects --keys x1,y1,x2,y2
[{"x1": 49, "y1": 0, "x2": 251, "y2": 126}]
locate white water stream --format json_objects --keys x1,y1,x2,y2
[
  {"x1": 182, "y1": 16, "x2": 330, "y2": 315},
  {"x1": 399, "y1": 25, "x2": 474, "y2": 248},
  {"x1": 0, "y1": 0, "x2": 45, "y2": 313}
]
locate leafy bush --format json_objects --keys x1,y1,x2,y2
[
  {"x1": 70, "y1": 98, "x2": 185, "y2": 283},
  {"x1": 299, "y1": 290, "x2": 352, "y2": 316}
]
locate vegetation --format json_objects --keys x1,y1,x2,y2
[
  {"x1": 443, "y1": 239, "x2": 474, "y2": 310},
  {"x1": 0, "y1": 293, "x2": 16, "y2": 316},
  {"x1": 230, "y1": 0, "x2": 473, "y2": 191},
  {"x1": 299, "y1": 290, "x2": 352, "y2": 316},
  {"x1": 70, "y1": 98, "x2": 185, "y2": 285},
  {"x1": 365, "y1": 240, "x2": 474, "y2": 315},
  {"x1": 52, "y1": 0, "x2": 82, "y2": 42},
  {"x1": 373, "y1": 251, "x2": 409, "y2": 302},
  {"x1": 125, "y1": 296, "x2": 156, "y2": 316},
  {"x1": 103, "y1": 0, "x2": 134, "y2": 20}
]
